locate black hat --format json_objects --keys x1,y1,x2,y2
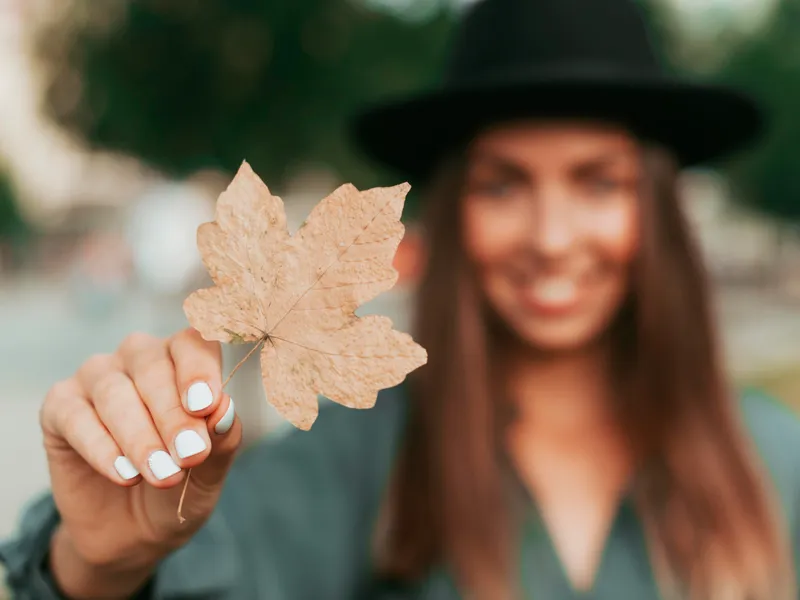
[{"x1": 350, "y1": 0, "x2": 764, "y2": 180}]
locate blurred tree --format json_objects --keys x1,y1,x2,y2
[
  {"x1": 35, "y1": 0, "x2": 455, "y2": 209},
  {"x1": 0, "y1": 174, "x2": 27, "y2": 237},
  {"x1": 635, "y1": 0, "x2": 683, "y2": 71},
  {"x1": 714, "y1": 0, "x2": 800, "y2": 222},
  {"x1": 47, "y1": 0, "x2": 796, "y2": 222},
  {"x1": 639, "y1": 0, "x2": 799, "y2": 223},
  {"x1": 0, "y1": 172, "x2": 31, "y2": 269}
]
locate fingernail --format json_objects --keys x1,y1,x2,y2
[
  {"x1": 114, "y1": 456, "x2": 139, "y2": 480},
  {"x1": 214, "y1": 398, "x2": 236, "y2": 435},
  {"x1": 175, "y1": 430, "x2": 207, "y2": 459},
  {"x1": 148, "y1": 450, "x2": 181, "y2": 480},
  {"x1": 187, "y1": 382, "x2": 213, "y2": 411}
]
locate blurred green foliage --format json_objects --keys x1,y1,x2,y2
[
  {"x1": 0, "y1": 172, "x2": 28, "y2": 244},
  {"x1": 36, "y1": 0, "x2": 800, "y2": 223},
  {"x1": 36, "y1": 0, "x2": 455, "y2": 215},
  {"x1": 634, "y1": 0, "x2": 683, "y2": 71},
  {"x1": 714, "y1": 0, "x2": 800, "y2": 221},
  {"x1": 640, "y1": 0, "x2": 800, "y2": 223}
]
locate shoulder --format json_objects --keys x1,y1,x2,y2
[{"x1": 736, "y1": 388, "x2": 800, "y2": 520}]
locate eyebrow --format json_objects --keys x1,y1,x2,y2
[
  {"x1": 572, "y1": 152, "x2": 639, "y2": 174},
  {"x1": 466, "y1": 152, "x2": 529, "y2": 177},
  {"x1": 468, "y1": 148, "x2": 638, "y2": 175}
]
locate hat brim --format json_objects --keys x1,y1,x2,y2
[{"x1": 350, "y1": 72, "x2": 764, "y2": 181}]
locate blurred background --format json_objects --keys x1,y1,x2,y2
[{"x1": 1, "y1": 0, "x2": 800, "y2": 591}]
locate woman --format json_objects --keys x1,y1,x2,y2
[{"x1": 3, "y1": 0, "x2": 800, "y2": 598}]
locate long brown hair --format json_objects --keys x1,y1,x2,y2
[{"x1": 374, "y1": 142, "x2": 794, "y2": 599}]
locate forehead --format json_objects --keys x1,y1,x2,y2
[{"x1": 467, "y1": 119, "x2": 640, "y2": 164}]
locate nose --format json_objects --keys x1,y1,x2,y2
[{"x1": 526, "y1": 184, "x2": 577, "y2": 257}]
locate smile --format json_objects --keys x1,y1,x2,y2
[{"x1": 519, "y1": 277, "x2": 580, "y2": 313}]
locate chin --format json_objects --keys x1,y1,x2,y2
[{"x1": 512, "y1": 318, "x2": 610, "y2": 354}]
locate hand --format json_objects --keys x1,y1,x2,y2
[{"x1": 40, "y1": 328, "x2": 242, "y2": 595}]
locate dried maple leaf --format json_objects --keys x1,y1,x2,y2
[{"x1": 183, "y1": 161, "x2": 428, "y2": 430}]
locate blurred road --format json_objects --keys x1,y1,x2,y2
[{"x1": 0, "y1": 277, "x2": 797, "y2": 540}]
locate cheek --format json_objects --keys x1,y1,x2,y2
[
  {"x1": 590, "y1": 201, "x2": 640, "y2": 265},
  {"x1": 461, "y1": 200, "x2": 525, "y2": 265}
]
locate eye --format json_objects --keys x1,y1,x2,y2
[
  {"x1": 583, "y1": 174, "x2": 628, "y2": 197},
  {"x1": 477, "y1": 180, "x2": 512, "y2": 196},
  {"x1": 466, "y1": 174, "x2": 522, "y2": 199}
]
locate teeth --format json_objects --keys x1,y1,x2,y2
[{"x1": 531, "y1": 279, "x2": 577, "y2": 304}]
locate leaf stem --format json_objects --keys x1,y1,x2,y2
[
  {"x1": 177, "y1": 336, "x2": 268, "y2": 523},
  {"x1": 222, "y1": 337, "x2": 266, "y2": 388}
]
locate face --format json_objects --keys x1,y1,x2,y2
[{"x1": 461, "y1": 120, "x2": 641, "y2": 353}]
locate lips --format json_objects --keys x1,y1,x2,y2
[{"x1": 519, "y1": 277, "x2": 580, "y2": 313}]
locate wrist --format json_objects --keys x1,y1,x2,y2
[{"x1": 49, "y1": 526, "x2": 159, "y2": 599}]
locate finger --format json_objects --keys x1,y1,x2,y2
[
  {"x1": 75, "y1": 352, "x2": 124, "y2": 395},
  {"x1": 89, "y1": 368, "x2": 184, "y2": 489},
  {"x1": 42, "y1": 380, "x2": 142, "y2": 486},
  {"x1": 168, "y1": 328, "x2": 223, "y2": 417},
  {"x1": 191, "y1": 394, "x2": 243, "y2": 490},
  {"x1": 211, "y1": 395, "x2": 237, "y2": 437},
  {"x1": 121, "y1": 336, "x2": 211, "y2": 469}
]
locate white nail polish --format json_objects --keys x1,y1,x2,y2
[
  {"x1": 175, "y1": 430, "x2": 207, "y2": 459},
  {"x1": 214, "y1": 398, "x2": 236, "y2": 435},
  {"x1": 187, "y1": 382, "x2": 213, "y2": 411},
  {"x1": 114, "y1": 456, "x2": 140, "y2": 480},
  {"x1": 148, "y1": 450, "x2": 181, "y2": 480}
]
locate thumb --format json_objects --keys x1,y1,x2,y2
[{"x1": 181, "y1": 396, "x2": 241, "y2": 507}]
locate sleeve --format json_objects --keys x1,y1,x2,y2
[
  {"x1": 0, "y1": 396, "x2": 405, "y2": 600},
  {"x1": 0, "y1": 492, "x2": 156, "y2": 600}
]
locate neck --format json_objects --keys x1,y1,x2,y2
[{"x1": 503, "y1": 341, "x2": 619, "y2": 440}]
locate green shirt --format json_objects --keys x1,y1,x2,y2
[{"x1": 2, "y1": 386, "x2": 800, "y2": 599}]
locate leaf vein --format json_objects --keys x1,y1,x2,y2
[
  {"x1": 266, "y1": 196, "x2": 398, "y2": 334},
  {"x1": 270, "y1": 335, "x2": 415, "y2": 359},
  {"x1": 312, "y1": 277, "x2": 395, "y2": 291}
]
